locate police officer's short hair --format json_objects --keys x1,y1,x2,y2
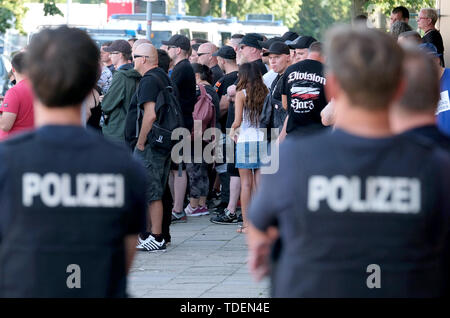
[
  {"x1": 325, "y1": 25, "x2": 404, "y2": 110},
  {"x1": 397, "y1": 48, "x2": 440, "y2": 113},
  {"x1": 26, "y1": 26, "x2": 100, "y2": 108}
]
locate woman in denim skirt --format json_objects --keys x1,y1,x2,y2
[{"x1": 230, "y1": 62, "x2": 268, "y2": 233}]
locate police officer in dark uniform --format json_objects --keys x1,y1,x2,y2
[{"x1": 0, "y1": 26, "x2": 147, "y2": 297}]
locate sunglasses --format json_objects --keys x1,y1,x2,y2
[
  {"x1": 133, "y1": 54, "x2": 149, "y2": 59},
  {"x1": 197, "y1": 52, "x2": 210, "y2": 57},
  {"x1": 168, "y1": 45, "x2": 178, "y2": 49},
  {"x1": 109, "y1": 51, "x2": 121, "y2": 55}
]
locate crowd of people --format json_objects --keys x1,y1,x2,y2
[{"x1": 0, "y1": 4, "x2": 449, "y2": 297}]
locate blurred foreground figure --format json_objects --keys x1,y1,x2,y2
[
  {"x1": 0, "y1": 26, "x2": 147, "y2": 297},
  {"x1": 247, "y1": 25, "x2": 450, "y2": 298}
]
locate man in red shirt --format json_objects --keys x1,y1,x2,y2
[{"x1": 0, "y1": 52, "x2": 34, "y2": 140}]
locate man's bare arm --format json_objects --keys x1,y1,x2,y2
[
  {"x1": 136, "y1": 101, "x2": 156, "y2": 150},
  {"x1": 0, "y1": 112, "x2": 17, "y2": 132}
]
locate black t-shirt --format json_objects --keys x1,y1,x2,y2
[
  {"x1": 137, "y1": 67, "x2": 172, "y2": 107},
  {"x1": 271, "y1": 73, "x2": 284, "y2": 103},
  {"x1": 215, "y1": 71, "x2": 238, "y2": 133},
  {"x1": 0, "y1": 126, "x2": 147, "y2": 297},
  {"x1": 253, "y1": 59, "x2": 268, "y2": 76},
  {"x1": 211, "y1": 64, "x2": 225, "y2": 86},
  {"x1": 281, "y1": 59, "x2": 328, "y2": 134},
  {"x1": 249, "y1": 128, "x2": 450, "y2": 297},
  {"x1": 171, "y1": 59, "x2": 197, "y2": 131},
  {"x1": 423, "y1": 30, "x2": 445, "y2": 66}
]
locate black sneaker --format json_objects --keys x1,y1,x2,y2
[
  {"x1": 207, "y1": 191, "x2": 222, "y2": 208},
  {"x1": 237, "y1": 214, "x2": 243, "y2": 223},
  {"x1": 171, "y1": 211, "x2": 187, "y2": 223},
  {"x1": 210, "y1": 209, "x2": 238, "y2": 224},
  {"x1": 211, "y1": 202, "x2": 228, "y2": 215}
]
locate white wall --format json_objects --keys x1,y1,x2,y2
[{"x1": 23, "y1": 3, "x2": 108, "y2": 34}]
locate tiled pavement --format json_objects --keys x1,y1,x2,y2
[{"x1": 127, "y1": 214, "x2": 270, "y2": 298}]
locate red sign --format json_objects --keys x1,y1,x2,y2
[{"x1": 107, "y1": 0, "x2": 133, "y2": 21}]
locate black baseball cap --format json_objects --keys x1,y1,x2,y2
[
  {"x1": 240, "y1": 33, "x2": 264, "y2": 50},
  {"x1": 103, "y1": 39, "x2": 132, "y2": 55},
  {"x1": 262, "y1": 42, "x2": 290, "y2": 56},
  {"x1": 212, "y1": 45, "x2": 236, "y2": 59},
  {"x1": 258, "y1": 37, "x2": 283, "y2": 50},
  {"x1": 162, "y1": 34, "x2": 191, "y2": 51},
  {"x1": 288, "y1": 36, "x2": 317, "y2": 49},
  {"x1": 281, "y1": 31, "x2": 299, "y2": 42}
]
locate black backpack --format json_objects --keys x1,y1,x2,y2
[{"x1": 125, "y1": 72, "x2": 184, "y2": 153}]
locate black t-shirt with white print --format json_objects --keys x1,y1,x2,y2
[{"x1": 281, "y1": 59, "x2": 327, "y2": 134}]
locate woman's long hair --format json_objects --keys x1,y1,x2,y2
[
  {"x1": 236, "y1": 62, "x2": 268, "y2": 126},
  {"x1": 191, "y1": 63, "x2": 213, "y2": 85}
]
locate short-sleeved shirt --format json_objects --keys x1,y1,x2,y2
[
  {"x1": 171, "y1": 59, "x2": 197, "y2": 131},
  {"x1": 210, "y1": 64, "x2": 224, "y2": 86},
  {"x1": 0, "y1": 125, "x2": 147, "y2": 297},
  {"x1": 423, "y1": 29, "x2": 445, "y2": 66},
  {"x1": 0, "y1": 79, "x2": 34, "y2": 140},
  {"x1": 137, "y1": 67, "x2": 172, "y2": 107},
  {"x1": 215, "y1": 71, "x2": 238, "y2": 133},
  {"x1": 436, "y1": 68, "x2": 450, "y2": 136},
  {"x1": 253, "y1": 59, "x2": 268, "y2": 76},
  {"x1": 281, "y1": 59, "x2": 327, "y2": 134},
  {"x1": 248, "y1": 128, "x2": 450, "y2": 297}
]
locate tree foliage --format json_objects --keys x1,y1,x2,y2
[
  {"x1": 294, "y1": 0, "x2": 352, "y2": 40},
  {"x1": 186, "y1": 0, "x2": 302, "y2": 28},
  {"x1": 0, "y1": 0, "x2": 63, "y2": 33}
]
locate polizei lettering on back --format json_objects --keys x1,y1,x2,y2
[
  {"x1": 307, "y1": 176, "x2": 421, "y2": 214},
  {"x1": 22, "y1": 173, "x2": 125, "y2": 208}
]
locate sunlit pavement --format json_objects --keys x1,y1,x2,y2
[{"x1": 127, "y1": 215, "x2": 270, "y2": 298}]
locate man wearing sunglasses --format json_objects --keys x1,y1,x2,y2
[
  {"x1": 161, "y1": 35, "x2": 196, "y2": 221},
  {"x1": 197, "y1": 42, "x2": 224, "y2": 85}
]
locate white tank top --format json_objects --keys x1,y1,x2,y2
[{"x1": 237, "y1": 89, "x2": 262, "y2": 143}]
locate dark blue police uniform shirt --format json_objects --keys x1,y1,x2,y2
[
  {"x1": 248, "y1": 128, "x2": 450, "y2": 297},
  {"x1": 0, "y1": 125, "x2": 147, "y2": 297}
]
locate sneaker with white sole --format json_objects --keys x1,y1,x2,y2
[
  {"x1": 210, "y1": 209, "x2": 238, "y2": 224},
  {"x1": 171, "y1": 211, "x2": 187, "y2": 223},
  {"x1": 184, "y1": 203, "x2": 195, "y2": 216},
  {"x1": 137, "y1": 235, "x2": 166, "y2": 252},
  {"x1": 188, "y1": 205, "x2": 210, "y2": 217}
]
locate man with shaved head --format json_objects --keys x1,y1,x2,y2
[
  {"x1": 132, "y1": 43, "x2": 174, "y2": 252},
  {"x1": 197, "y1": 42, "x2": 224, "y2": 84}
]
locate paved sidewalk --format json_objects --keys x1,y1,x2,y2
[{"x1": 127, "y1": 214, "x2": 270, "y2": 298}]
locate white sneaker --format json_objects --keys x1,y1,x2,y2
[{"x1": 137, "y1": 235, "x2": 166, "y2": 252}]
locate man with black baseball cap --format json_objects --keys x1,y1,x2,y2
[
  {"x1": 210, "y1": 46, "x2": 240, "y2": 221},
  {"x1": 262, "y1": 42, "x2": 291, "y2": 130},
  {"x1": 280, "y1": 38, "x2": 328, "y2": 139},
  {"x1": 288, "y1": 35, "x2": 317, "y2": 63},
  {"x1": 238, "y1": 33, "x2": 267, "y2": 76},
  {"x1": 162, "y1": 34, "x2": 196, "y2": 220},
  {"x1": 281, "y1": 31, "x2": 299, "y2": 42},
  {"x1": 259, "y1": 37, "x2": 284, "y2": 88},
  {"x1": 101, "y1": 39, "x2": 141, "y2": 144}
]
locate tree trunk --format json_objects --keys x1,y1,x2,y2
[
  {"x1": 351, "y1": 0, "x2": 368, "y2": 18},
  {"x1": 200, "y1": 0, "x2": 210, "y2": 16}
]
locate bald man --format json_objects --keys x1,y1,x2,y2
[
  {"x1": 132, "y1": 39, "x2": 152, "y2": 55},
  {"x1": 132, "y1": 43, "x2": 174, "y2": 252},
  {"x1": 197, "y1": 42, "x2": 224, "y2": 84}
]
